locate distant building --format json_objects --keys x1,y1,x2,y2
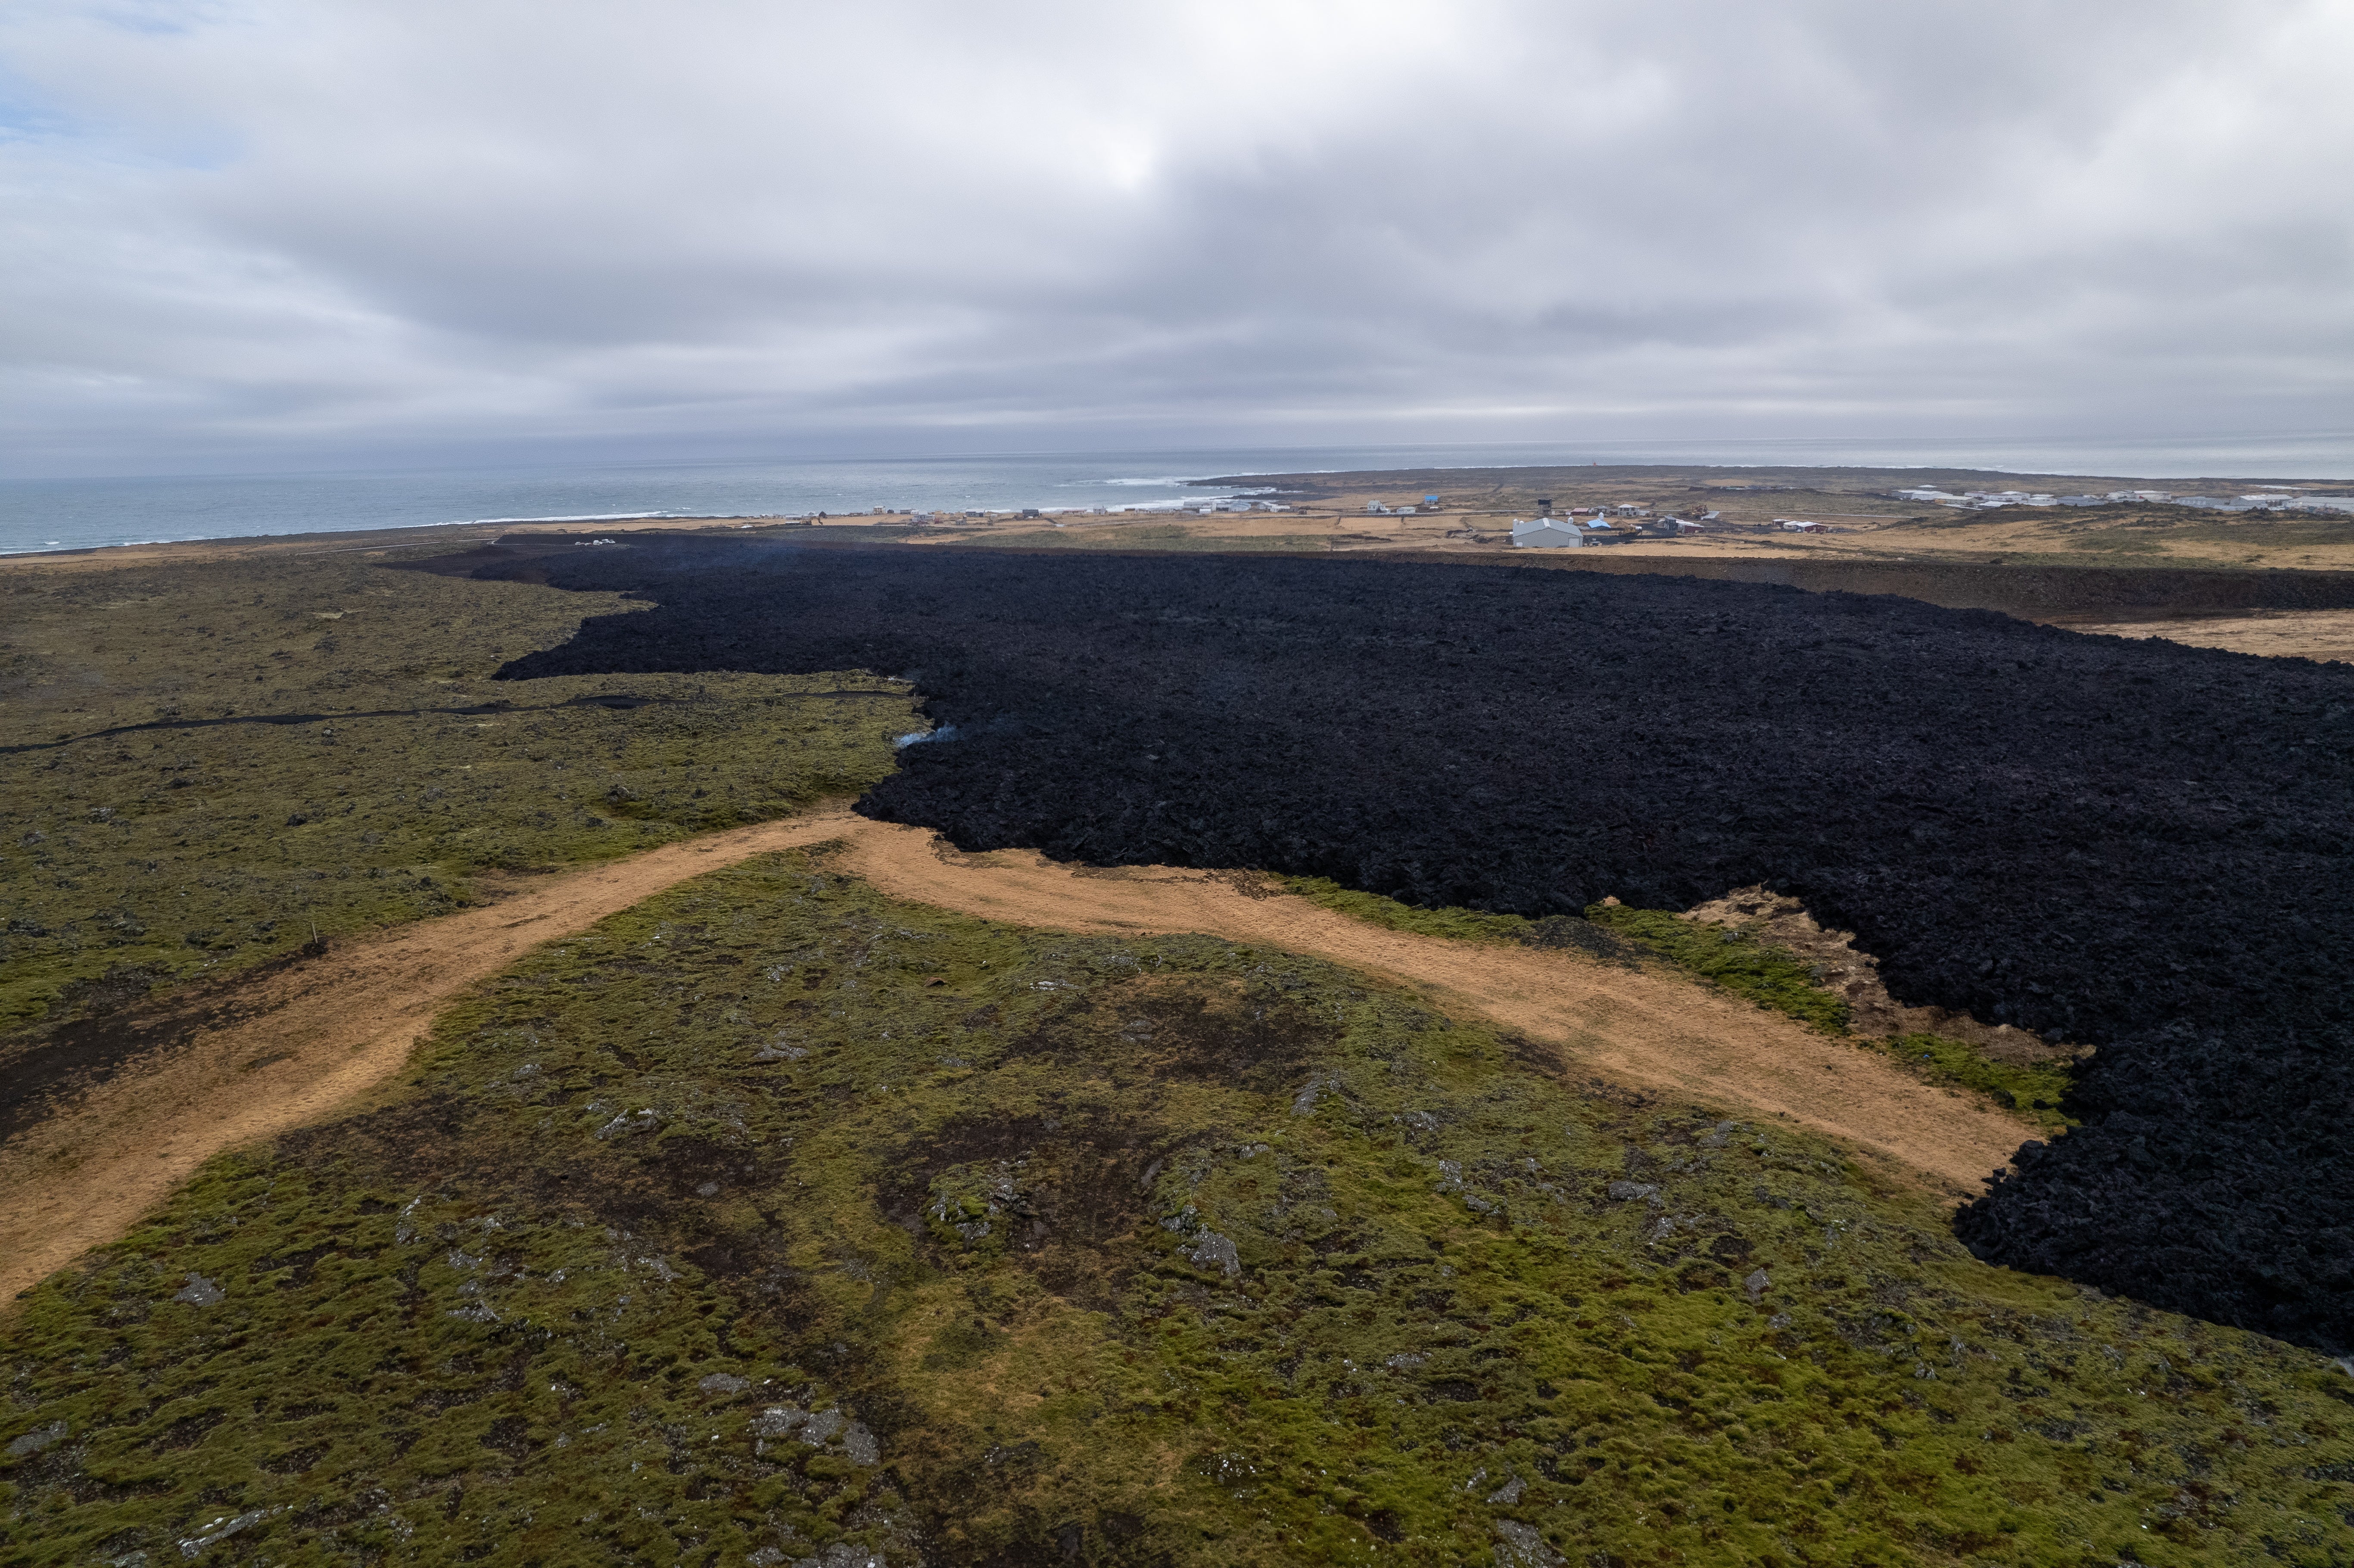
[
  {"x1": 1775, "y1": 519, "x2": 1827, "y2": 532},
  {"x1": 1900, "y1": 485, "x2": 2058, "y2": 507},
  {"x1": 1511, "y1": 519, "x2": 1584, "y2": 548}
]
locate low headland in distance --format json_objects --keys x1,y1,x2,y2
[
  {"x1": 20, "y1": 460, "x2": 2354, "y2": 659},
  {"x1": 2, "y1": 460, "x2": 2351, "y2": 1566}
]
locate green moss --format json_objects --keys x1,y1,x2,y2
[
  {"x1": 1587, "y1": 905, "x2": 1854, "y2": 1034},
  {"x1": 1881, "y1": 1033, "x2": 2079, "y2": 1136},
  {"x1": 1281, "y1": 876, "x2": 1536, "y2": 945},
  {"x1": 6, "y1": 850, "x2": 2346, "y2": 1565},
  {"x1": 1282, "y1": 880, "x2": 1846, "y2": 1030},
  {"x1": 0, "y1": 553, "x2": 914, "y2": 1030}
]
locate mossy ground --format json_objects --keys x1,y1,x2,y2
[
  {"x1": 0, "y1": 552, "x2": 912, "y2": 1031},
  {"x1": 1278, "y1": 879, "x2": 1536, "y2": 948},
  {"x1": 1874, "y1": 1036, "x2": 2077, "y2": 1138},
  {"x1": 1581, "y1": 908, "x2": 1854, "y2": 1037},
  {"x1": 7, "y1": 850, "x2": 2349, "y2": 1566}
]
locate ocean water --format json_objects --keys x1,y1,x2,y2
[{"x1": 4, "y1": 435, "x2": 2349, "y2": 557}]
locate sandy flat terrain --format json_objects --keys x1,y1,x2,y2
[
  {"x1": 2065, "y1": 608, "x2": 2354, "y2": 664},
  {"x1": 0, "y1": 809, "x2": 2036, "y2": 1304}
]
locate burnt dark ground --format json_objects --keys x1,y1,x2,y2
[
  {"x1": 0, "y1": 947, "x2": 325, "y2": 1144},
  {"x1": 442, "y1": 538, "x2": 2354, "y2": 1352}
]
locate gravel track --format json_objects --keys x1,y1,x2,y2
[{"x1": 0, "y1": 817, "x2": 841, "y2": 1302}]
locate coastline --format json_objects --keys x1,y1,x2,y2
[
  {"x1": 11, "y1": 444, "x2": 2351, "y2": 563},
  {"x1": 0, "y1": 512, "x2": 824, "y2": 574},
  {"x1": 17, "y1": 487, "x2": 2354, "y2": 663}
]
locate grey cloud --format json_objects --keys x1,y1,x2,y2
[{"x1": 1, "y1": 0, "x2": 2348, "y2": 475}]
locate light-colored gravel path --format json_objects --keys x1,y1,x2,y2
[{"x1": 836, "y1": 829, "x2": 2033, "y2": 1200}]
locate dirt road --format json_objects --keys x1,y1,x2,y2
[
  {"x1": 0, "y1": 814, "x2": 859, "y2": 1303},
  {"x1": 1, "y1": 809, "x2": 2031, "y2": 1303},
  {"x1": 833, "y1": 833, "x2": 2032, "y2": 1196}
]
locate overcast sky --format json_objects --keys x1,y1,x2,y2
[{"x1": 3, "y1": 0, "x2": 2350, "y2": 477}]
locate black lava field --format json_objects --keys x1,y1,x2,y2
[{"x1": 475, "y1": 540, "x2": 2354, "y2": 1352}]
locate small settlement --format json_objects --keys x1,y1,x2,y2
[
  {"x1": 1509, "y1": 504, "x2": 1716, "y2": 548},
  {"x1": 1894, "y1": 486, "x2": 2354, "y2": 513}
]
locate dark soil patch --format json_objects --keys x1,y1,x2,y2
[
  {"x1": 0, "y1": 949, "x2": 321, "y2": 1143},
  {"x1": 884, "y1": 1106, "x2": 1163, "y2": 1300},
  {"x1": 1009, "y1": 980, "x2": 1336, "y2": 1095},
  {"x1": 0, "y1": 692, "x2": 725, "y2": 757},
  {"x1": 919, "y1": 1498, "x2": 1177, "y2": 1568},
  {"x1": 1515, "y1": 915, "x2": 1643, "y2": 962},
  {"x1": 461, "y1": 538, "x2": 2354, "y2": 1351},
  {"x1": 270, "y1": 1096, "x2": 805, "y2": 1293},
  {"x1": 884, "y1": 980, "x2": 1341, "y2": 1298}
]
